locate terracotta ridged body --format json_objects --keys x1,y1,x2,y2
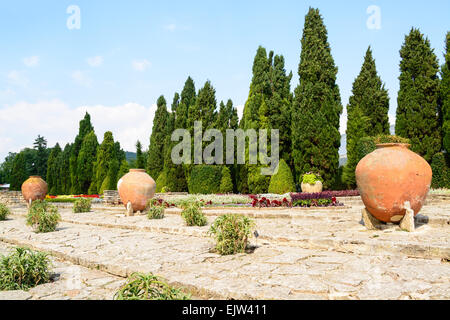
[
  {"x1": 117, "y1": 169, "x2": 156, "y2": 212},
  {"x1": 21, "y1": 176, "x2": 48, "y2": 202},
  {"x1": 355, "y1": 144, "x2": 432, "y2": 223}
]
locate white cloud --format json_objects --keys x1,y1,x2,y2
[
  {"x1": 23, "y1": 56, "x2": 40, "y2": 67},
  {"x1": 71, "y1": 70, "x2": 92, "y2": 87},
  {"x1": 164, "y1": 23, "x2": 177, "y2": 32},
  {"x1": 87, "y1": 56, "x2": 103, "y2": 67},
  {"x1": 0, "y1": 100, "x2": 156, "y2": 161},
  {"x1": 7, "y1": 70, "x2": 29, "y2": 87},
  {"x1": 132, "y1": 59, "x2": 151, "y2": 72}
]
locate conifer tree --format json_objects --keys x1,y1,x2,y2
[
  {"x1": 136, "y1": 140, "x2": 145, "y2": 169},
  {"x1": 441, "y1": 32, "x2": 450, "y2": 154},
  {"x1": 33, "y1": 135, "x2": 48, "y2": 178},
  {"x1": 291, "y1": 8, "x2": 342, "y2": 189},
  {"x1": 46, "y1": 143, "x2": 62, "y2": 195},
  {"x1": 147, "y1": 96, "x2": 168, "y2": 179},
  {"x1": 77, "y1": 131, "x2": 98, "y2": 194},
  {"x1": 90, "y1": 131, "x2": 116, "y2": 194},
  {"x1": 395, "y1": 28, "x2": 441, "y2": 162},
  {"x1": 343, "y1": 47, "x2": 390, "y2": 188},
  {"x1": 10, "y1": 153, "x2": 27, "y2": 191},
  {"x1": 70, "y1": 113, "x2": 94, "y2": 194},
  {"x1": 59, "y1": 144, "x2": 72, "y2": 194},
  {"x1": 117, "y1": 160, "x2": 130, "y2": 180}
]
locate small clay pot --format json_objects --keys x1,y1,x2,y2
[
  {"x1": 117, "y1": 169, "x2": 156, "y2": 212},
  {"x1": 21, "y1": 176, "x2": 48, "y2": 203},
  {"x1": 355, "y1": 143, "x2": 432, "y2": 223},
  {"x1": 301, "y1": 181, "x2": 323, "y2": 193}
]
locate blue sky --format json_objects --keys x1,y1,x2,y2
[{"x1": 0, "y1": 0, "x2": 449, "y2": 160}]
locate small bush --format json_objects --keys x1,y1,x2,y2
[
  {"x1": 147, "y1": 199, "x2": 165, "y2": 219},
  {"x1": 114, "y1": 272, "x2": 190, "y2": 300},
  {"x1": 209, "y1": 214, "x2": 255, "y2": 255},
  {"x1": 26, "y1": 200, "x2": 61, "y2": 233},
  {"x1": 0, "y1": 247, "x2": 51, "y2": 291},
  {"x1": 219, "y1": 166, "x2": 234, "y2": 194},
  {"x1": 301, "y1": 172, "x2": 322, "y2": 185},
  {"x1": 0, "y1": 203, "x2": 10, "y2": 221},
  {"x1": 181, "y1": 201, "x2": 207, "y2": 226},
  {"x1": 188, "y1": 165, "x2": 222, "y2": 194},
  {"x1": 268, "y1": 159, "x2": 295, "y2": 194},
  {"x1": 73, "y1": 198, "x2": 92, "y2": 213}
]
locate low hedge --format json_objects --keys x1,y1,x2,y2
[{"x1": 188, "y1": 165, "x2": 222, "y2": 195}]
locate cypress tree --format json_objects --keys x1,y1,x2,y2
[
  {"x1": 136, "y1": 140, "x2": 145, "y2": 169},
  {"x1": 441, "y1": 32, "x2": 450, "y2": 154},
  {"x1": 343, "y1": 47, "x2": 390, "y2": 188},
  {"x1": 395, "y1": 28, "x2": 441, "y2": 162},
  {"x1": 70, "y1": 113, "x2": 94, "y2": 194},
  {"x1": 117, "y1": 160, "x2": 130, "y2": 180},
  {"x1": 59, "y1": 144, "x2": 72, "y2": 194},
  {"x1": 33, "y1": 135, "x2": 49, "y2": 178},
  {"x1": 291, "y1": 8, "x2": 342, "y2": 189},
  {"x1": 90, "y1": 131, "x2": 116, "y2": 194},
  {"x1": 219, "y1": 166, "x2": 234, "y2": 194},
  {"x1": 77, "y1": 131, "x2": 98, "y2": 194},
  {"x1": 179, "y1": 77, "x2": 196, "y2": 130},
  {"x1": 10, "y1": 152, "x2": 27, "y2": 191},
  {"x1": 46, "y1": 144, "x2": 62, "y2": 195},
  {"x1": 147, "y1": 96, "x2": 168, "y2": 179}
]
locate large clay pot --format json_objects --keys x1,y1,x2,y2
[
  {"x1": 21, "y1": 176, "x2": 48, "y2": 203},
  {"x1": 117, "y1": 169, "x2": 156, "y2": 212},
  {"x1": 301, "y1": 181, "x2": 323, "y2": 193},
  {"x1": 355, "y1": 143, "x2": 432, "y2": 223}
]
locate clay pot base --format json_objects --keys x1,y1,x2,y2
[{"x1": 362, "y1": 203, "x2": 415, "y2": 232}]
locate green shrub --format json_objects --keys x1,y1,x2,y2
[
  {"x1": 301, "y1": 172, "x2": 322, "y2": 185},
  {"x1": 72, "y1": 198, "x2": 92, "y2": 213},
  {"x1": 114, "y1": 272, "x2": 190, "y2": 300},
  {"x1": 147, "y1": 199, "x2": 165, "y2": 219},
  {"x1": 155, "y1": 170, "x2": 168, "y2": 193},
  {"x1": 0, "y1": 247, "x2": 51, "y2": 291},
  {"x1": 181, "y1": 201, "x2": 207, "y2": 226},
  {"x1": 188, "y1": 165, "x2": 222, "y2": 194},
  {"x1": 268, "y1": 159, "x2": 295, "y2": 194},
  {"x1": 431, "y1": 152, "x2": 450, "y2": 188},
  {"x1": 26, "y1": 200, "x2": 61, "y2": 233},
  {"x1": 209, "y1": 214, "x2": 255, "y2": 255},
  {"x1": 0, "y1": 203, "x2": 10, "y2": 221},
  {"x1": 247, "y1": 165, "x2": 270, "y2": 194},
  {"x1": 219, "y1": 166, "x2": 234, "y2": 194},
  {"x1": 356, "y1": 135, "x2": 411, "y2": 162}
]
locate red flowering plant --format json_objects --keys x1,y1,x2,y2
[{"x1": 249, "y1": 195, "x2": 292, "y2": 208}]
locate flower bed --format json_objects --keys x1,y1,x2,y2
[
  {"x1": 45, "y1": 194, "x2": 101, "y2": 203},
  {"x1": 290, "y1": 192, "x2": 344, "y2": 207}
]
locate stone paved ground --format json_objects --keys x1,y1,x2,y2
[{"x1": 0, "y1": 197, "x2": 449, "y2": 300}]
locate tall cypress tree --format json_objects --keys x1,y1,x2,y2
[
  {"x1": 77, "y1": 131, "x2": 98, "y2": 194},
  {"x1": 46, "y1": 143, "x2": 62, "y2": 195},
  {"x1": 59, "y1": 144, "x2": 72, "y2": 194},
  {"x1": 70, "y1": 112, "x2": 94, "y2": 194},
  {"x1": 395, "y1": 28, "x2": 441, "y2": 162},
  {"x1": 10, "y1": 152, "x2": 27, "y2": 191},
  {"x1": 136, "y1": 140, "x2": 145, "y2": 169},
  {"x1": 291, "y1": 8, "x2": 342, "y2": 189},
  {"x1": 343, "y1": 47, "x2": 390, "y2": 188},
  {"x1": 33, "y1": 135, "x2": 48, "y2": 178},
  {"x1": 90, "y1": 131, "x2": 116, "y2": 194},
  {"x1": 441, "y1": 32, "x2": 450, "y2": 154},
  {"x1": 147, "y1": 96, "x2": 168, "y2": 179}
]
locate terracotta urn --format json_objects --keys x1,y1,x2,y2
[
  {"x1": 21, "y1": 176, "x2": 48, "y2": 203},
  {"x1": 117, "y1": 169, "x2": 156, "y2": 212},
  {"x1": 301, "y1": 181, "x2": 323, "y2": 193},
  {"x1": 355, "y1": 143, "x2": 432, "y2": 223}
]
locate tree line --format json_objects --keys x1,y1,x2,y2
[{"x1": 1, "y1": 7, "x2": 449, "y2": 193}]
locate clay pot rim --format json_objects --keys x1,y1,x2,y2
[
  {"x1": 376, "y1": 143, "x2": 411, "y2": 149},
  {"x1": 129, "y1": 169, "x2": 146, "y2": 173}
]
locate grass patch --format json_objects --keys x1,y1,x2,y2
[
  {"x1": 0, "y1": 247, "x2": 51, "y2": 291},
  {"x1": 114, "y1": 272, "x2": 190, "y2": 300}
]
